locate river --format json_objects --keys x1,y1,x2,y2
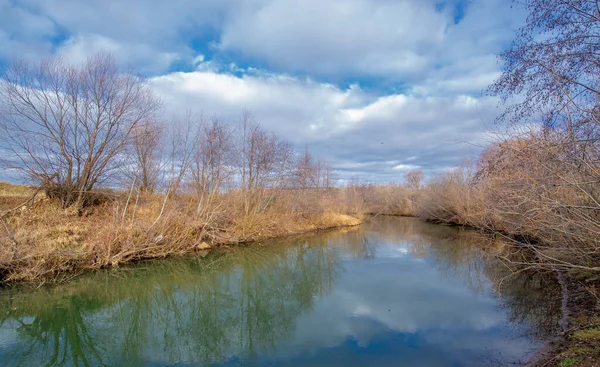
[{"x1": 0, "y1": 217, "x2": 562, "y2": 366}]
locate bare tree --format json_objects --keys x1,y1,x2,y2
[
  {"x1": 129, "y1": 118, "x2": 164, "y2": 193},
  {"x1": 190, "y1": 116, "x2": 235, "y2": 195},
  {"x1": 294, "y1": 145, "x2": 317, "y2": 188},
  {"x1": 293, "y1": 146, "x2": 336, "y2": 189},
  {"x1": 315, "y1": 158, "x2": 335, "y2": 189},
  {"x1": 238, "y1": 112, "x2": 293, "y2": 191},
  {"x1": 166, "y1": 112, "x2": 195, "y2": 195},
  {"x1": 0, "y1": 53, "x2": 160, "y2": 207},
  {"x1": 404, "y1": 170, "x2": 424, "y2": 190},
  {"x1": 471, "y1": 132, "x2": 600, "y2": 270},
  {"x1": 489, "y1": 0, "x2": 599, "y2": 140},
  {"x1": 483, "y1": 0, "x2": 600, "y2": 271}
]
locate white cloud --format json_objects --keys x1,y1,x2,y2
[
  {"x1": 219, "y1": 0, "x2": 448, "y2": 78},
  {"x1": 20, "y1": 0, "x2": 228, "y2": 45},
  {"x1": 0, "y1": 1, "x2": 57, "y2": 61},
  {"x1": 393, "y1": 164, "x2": 420, "y2": 171},
  {"x1": 4, "y1": 0, "x2": 231, "y2": 72},
  {"x1": 56, "y1": 34, "x2": 182, "y2": 74},
  {"x1": 150, "y1": 68, "x2": 499, "y2": 181},
  {"x1": 3, "y1": 0, "x2": 524, "y2": 83},
  {"x1": 0, "y1": 0, "x2": 526, "y2": 181}
]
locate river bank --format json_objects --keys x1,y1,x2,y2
[
  {"x1": 0, "y1": 182, "x2": 361, "y2": 283},
  {"x1": 526, "y1": 276, "x2": 600, "y2": 367}
]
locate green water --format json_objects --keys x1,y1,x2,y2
[{"x1": 0, "y1": 217, "x2": 561, "y2": 366}]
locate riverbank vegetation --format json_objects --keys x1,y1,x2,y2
[
  {"x1": 0, "y1": 54, "x2": 364, "y2": 282},
  {"x1": 0, "y1": 181, "x2": 361, "y2": 282}
]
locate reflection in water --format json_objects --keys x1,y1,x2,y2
[
  {"x1": 367, "y1": 218, "x2": 562, "y2": 340},
  {"x1": 0, "y1": 217, "x2": 561, "y2": 367}
]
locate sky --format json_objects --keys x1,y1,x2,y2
[{"x1": 0, "y1": 0, "x2": 526, "y2": 182}]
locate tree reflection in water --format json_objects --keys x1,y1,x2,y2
[
  {"x1": 0, "y1": 218, "x2": 561, "y2": 367},
  {"x1": 0, "y1": 235, "x2": 342, "y2": 366},
  {"x1": 367, "y1": 217, "x2": 562, "y2": 339}
]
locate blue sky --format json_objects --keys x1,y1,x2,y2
[{"x1": 0, "y1": 0, "x2": 525, "y2": 181}]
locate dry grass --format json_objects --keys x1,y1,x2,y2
[
  {"x1": 321, "y1": 213, "x2": 362, "y2": 227},
  {"x1": 0, "y1": 186, "x2": 362, "y2": 283},
  {"x1": 0, "y1": 182, "x2": 40, "y2": 214},
  {"x1": 571, "y1": 328, "x2": 600, "y2": 343},
  {"x1": 0, "y1": 181, "x2": 35, "y2": 197}
]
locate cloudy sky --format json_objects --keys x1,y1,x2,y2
[{"x1": 0, "y1": 0, "x2": 525, "y2": 181}]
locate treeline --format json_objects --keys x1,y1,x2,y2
[
  {"x1": 129, "y1": 112, "x2": 337, "y2": 199},
  {"x1": 0, "y1": 54, "x2": 335, "y2": 208}
]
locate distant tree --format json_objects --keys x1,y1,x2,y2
[
  {"x1": 166, "y1": 112, "x2": 195, "y2": 195},
  {"x1": 293, "y1": 146, "x2": 335, "y2": 189},
  {"x1": 190, "y1": 116, "x2": 235, "y2": 194},
  {"x1": 130, "y1": 119, "x2": 164, "y2": 193},
  {"x1": 315, "y1": 158, "x2": 335, "y2": 189},
  {"x1": 0, "y1": 53, "x2": 160, "y2": 207},
  {"x1": 294, "y1": 145, "x2": 317, "y2": 188},
  {"x1": 404, "y1": 170, "x2": 424, "y2": 190},
  {"x1": 237, "y1": 112, "x2": 293, "y2": 191}
]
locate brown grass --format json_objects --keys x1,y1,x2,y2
[
  {"x1": 0, "y1": 186, "x2": 362, "y2": 283},
  {"x1": 0, "y1": 182, "x2": 40, "y2": 214},
  {"x1": 0, "y1": 181, "x2": 35, "y2": 197}
]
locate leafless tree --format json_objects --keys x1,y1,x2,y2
[
  {"x1": 293, "y1": 146, "x2": 336, "y2": 189},
  {"x1": 489, "y1": 0, "x2": 599, "y2": 141},
  {"x1": 166, "y1": 112, "x2": 196, "y2": 195},
  {"x1": 0, "y1": 53, "x2": 160, "y2": 207},
  {"x1": 475, "y1": 133, "x2": 600, "y2": 270},
  {"x1": 483, "y1": 0, "x2": 600, "y2": 271},
  {"x1": 238, "y1": 112, "x2": 293, "y2": 191},
  {"x1": 315, "y1": 158, "x2": 335, "y2": 189},
  {"x1": 404, "y1": 170, "x2": 424, "y2": 190},
  {"x1": 129, "y1": 118, "x2": 164, "y2": 193},
  {"x1": 294, "y1": 145, "x2": 317, "y2": 188},
  {"x1": 190, "y1": 116, "x2": 235, "y2": 195}
]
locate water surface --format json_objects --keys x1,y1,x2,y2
[{"x1": 0, "y1": 217, "x2": 561, "y2": 366}]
